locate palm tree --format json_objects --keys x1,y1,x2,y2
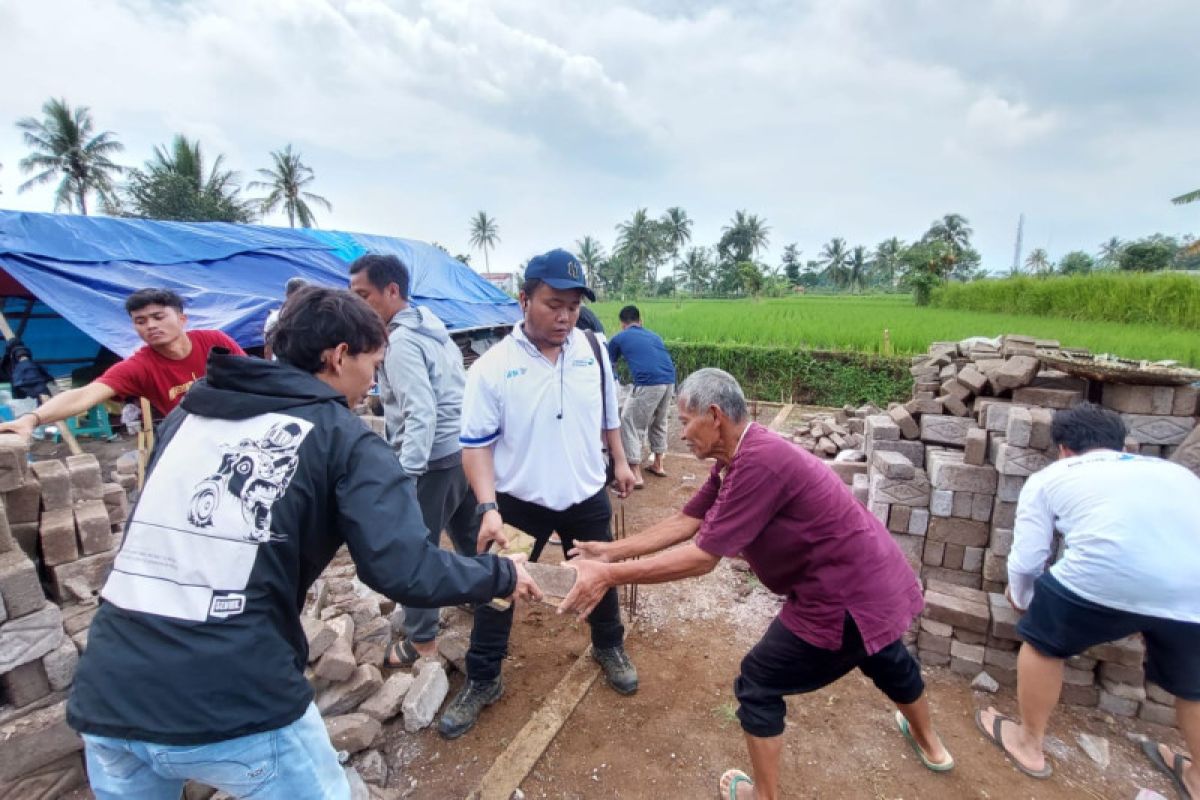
[
  {"x1": 248, "y1": 144, "x2": 331, "y2": 228},
  {"x1": 681, "y1": 247, "x2": 712, "y2": 296},
  {"x1": 719, "y1": 210, "x2": 770, "y2": 265},
  {"x1": 576, "y1": 235, "x2": 605, "y2": 288},
  {"x1": 616, "y1": 208, "x2": 662, "y2": 289},
  {"x1": 1097, "y1": 237, "x2": 1124, "y2": 268},
  {"x1": 125, "y1": 134, "x2": 255, "y2": 222},
  {"x1": 16, "y1": 98, "x2": 124, "y2": 214},
  {"x1": 660, "y1": 207, "x2": 692, "y2": 289},
  {"x1": 1025, "y1": 248, "x2": 1051, "y2": 275},
  {"x1": 1172, "y1": 188, "x2": 1200, "y2": 205},
  {"x1": 468, "y1": 212, "x2": 500, "y2": 273},
  {"x1": 847, "y1": 246, "x2": 868, "y2": 293},
  {"x1": 819, "y1": 237, "x2": 849, "y2": 288},
  {"x1": 873, "y1": 238, "x2": 904, "y2": 288}
]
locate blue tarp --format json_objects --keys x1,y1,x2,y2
[{"x1": 0, "y1": 210, "x2": 520, "y2": 362}]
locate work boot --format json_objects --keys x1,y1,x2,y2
[
  {"x1": 437, "y1": 677, "x2": 502, "y2": 740},
  {"x1": 593, "y1": 645, "x2": 639, "y2": 695}
]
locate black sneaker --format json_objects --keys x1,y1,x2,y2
[
  {"x1": 437, "y1": 678, "x2": 503, "y2": 739},
  {"x1": 592, "y1": 645, "x2": 638, "y2": 695}
]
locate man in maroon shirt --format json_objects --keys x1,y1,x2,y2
[
  {"x1": 0, "y1": 288, "x2": 244, "y2": 441},
  {"x1": 561, "y1": 368, "x2": 954, "y2": 799}
]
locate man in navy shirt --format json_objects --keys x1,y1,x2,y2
[{"x1": 607, "y1": 305, "x2": 676, "y2": 487}]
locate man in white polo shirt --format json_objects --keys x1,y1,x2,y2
[
  {"x1": 438, "y1": 248, "x2": 638, "y2": 739},
  {"x1": 976, "y1": 403, "x2": 1200, "y2": 795}
]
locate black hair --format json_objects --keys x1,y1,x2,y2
[
  {"x1": 618, "y1": 305, "x2": 641, "y2": 324},
  {"x1": 575, "y1": 305, "x2": 605, "y2": 334},
  {"x1": 284, "y1": 277, "x2": 308, "y2": 296},
  {"x1": 269, "y1": 286, "x2": 387, "y2": 373},
  {"x1": 125, "y1": 288, "x2": 185, "y2": 315},
  {"x1": 348, "y1": 253, "x2": 411, "y2": 300},
  {"x1": 521, "y1": 277, "x2": 545, "y2": 298},
  {"x1": 1051, "y1": 402, "x2": 1127, "y2": 453}
]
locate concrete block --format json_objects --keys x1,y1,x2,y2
[
  {"x1": 864, "y1": 415, "x2": 900, "y2": 441},
  {"x1": 891, "y1": 533, "x2": 924, "y2": 574},
  {"x1": 1012, "y1": 386, "x2": 1082, "y2": 410},
  {"x1": 917, "y1": 631, "x2": 950, "y2": 655},
  {"x1": 963, "y1": 546, "x2": 985, "y2": 573},
  {"x1": 982, "y1": 550, "x2": 1008, "y2": 583},
  {"x1": 991, "y1": 499, "x2": 1016, "y2": 529},
  {"x1": 887, "y1": 504, "x2": 911, "y2": 533},
  {"x1": 887, "y1": 405, "x2": 920, "y2": 440},
  {"x1": 942, "y1": 395, "x2": 970, "y2": 416},
  {"x1": 920, "y1": 415, "x2": 976, "y2": 447},
  {"x1": 0, "y1": 603, "x2": 65, "y2": 673},
  {"x1": 978, "y1": 399, "x2": 1016, "y2": 432},
  {"x1": 907, "y1": 508, "x2": 929, "y2": 536},
  {"x1": 1139, "y1": 700, "x2": 1177, "y2": 727},
  {"x1": 4, "y1": 478, "x2": 41, "y2": 525},
  {"x1": 48, "y1": 550, "x2": 116, "y2": 604},
  {"x1": 996, "y1": 475, "x2": 1025, "y2": 502},
  {"x1": 0, "y1": 550, "x2": 45, "y2": 619},
  {"x1": 954, "y1": 627, "x2": 987, "y2": 646},
  {"x1": 867, "y1": 471, "x2": 930, "y2": 508},
  {"x1": 927, "y1": 517, "x2": 989, "y2": 547},
  {"x1": 30, "y1": 461, "x2": 70, "y2": 511},
  {"x1": 359, "y1": 673, "x2": 415, "y2": 722},
  {"x1": 922, "y1": 539, "x2": 945, "y2": 566},
  {"x1": 993, "y1": 442, "x2": 1052, "y2": 477},
  {"x1": 927, "y1": 449, "x2": 998, "y2": 493},
  {"x1": 402, "y1": 660, "x2": 449, "y2": 733},
  {"x1": 0, "y1": 434, "x2": 28, "y2": 492},
  {"x1": 65, "y1": 454, "x2": 104, "y2": 504},
  {"x1": 969, "y1": 493, "x2": 992, "y2": 522},
  {"x1": 1059, "y1": 683, "x2": 1099, "y2": 707},
  {"x1": 1122, "y1": 414, "x2": 1197, "y2": 446},
  {"x1": 1086, "y1": 635, "x2": 1145, "y2": 668},
  {"x1": 919, "y1": 618, "x2": 953, "y2": 637},
  {"x1": 1, "y1": 659, "x2": 51, "y2": 706},
  {"x1": 1145, "y1": 682, "x2": 1174, "y2": 706},
  {"x1": 951, "y1": 639, "x2": 985, "y2": 664},
  {"x1": 923, "y1": 587, "x2": 989, "y2": 633},
  {"x1": 951, "y1": 492, "x2": 972, "y2": 518},
  {"x1": 1100, "y1": 678, "x2": 1146, "y2": 702},
  {"x1": 943, "y1": 543, "x2": 965, "y2": 570},
  {"x1": 1062, "y1": 664, "x2": 1096, "y2": 686},
  {"x1": 324, "y1": 713, "x2": 380, "y2": 754},
  {"x1": 1005, "y1": 406, "x2": 1033, "y2": 447},
  {"x1": 956, "y1": 365, "x2": 988, "y2": 395},
  {"x1": 74, "y1": 500, "x2": 113, "y2": 556},
  {"x1": 872, "y1": 450, "x2": 915, "y2": 479},
  {"x1": 990, "y1": 355, "x2": 1040, "y2": 391},
  {"x1": 1098, "y1": 690, "x2": 1139, "y2": 717},
  {"x1": 316, "y1": 664, "x2": 383, "y2": 716},
  {"x1": 964, "y1": 428, "x2": 988, "y2": 465},
  {"x1": 0, "y1": 700, "x2": 82, "y2": 783},
  {"x1": 314, "y1": 615, "x2": 356, "y2": 682},
  {"x1": 35, "y1": 508, "x2": 75, "y2": 568},
  {"x1": 918, "y1": 649, "x2": 950, "y2": 667},
  {"x1": 1101, "y1": 383, "x2": 1175, "y2": 415},
  {"x1": 865, "y1": 438, "x2": 926, "y2": 467},
  {"x1": 922, "y1": 566, "x2": 982, "y2": 589},
  {"x1": 930, "y1": 489, "x2": 953, "y2": 517},
  {"x1": 905, "y1": 398, "x2": 943, "y2": 417},
  {"x1": 1028, "y1": 408, "x2": 1054, "y2": 449},
  {"x1": 42, "y1": 638, "x2": 79, "y2": 692},
  {"x1": 1172, "y1": 385, "x2": 1199, "y2": 417}
]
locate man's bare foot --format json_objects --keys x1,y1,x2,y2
[
  {"x1": 1158, "y1": 742, "x2": 1197, "y2": 797},
  {"x1": 718, "y1": 769, "x2": 755, "y2": 799},
  {"x1": 977, "y1": 707, "x2": 1049, "y2": 776}
]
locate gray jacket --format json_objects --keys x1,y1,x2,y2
[{"x1": 379, "y1": 305, "x2": 466, "y2": 476}]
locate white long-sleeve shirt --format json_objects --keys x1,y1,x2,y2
[{"x1": 1009, "y1": 449, "x2": 1200, "y2": 622}]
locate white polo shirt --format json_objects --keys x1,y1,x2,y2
[
  {"x1": 460, "y1": 324, "x2": 620, "y2": 511},
  {"x1": 1009, "y1": 449, "x2": 1200, "y2": 622}
]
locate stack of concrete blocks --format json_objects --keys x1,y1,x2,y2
[
  {"x1": 0, "y1": 434, "x2": 89, "y2": 797},
  {"x1": 916, "y1": 580, "x2": 990, "y2": 677},
  {"x1": 863, "y1": 418, "x2": 930, "y2": 573},
  {"x1": 921, "y1": 416, "x2": 996, "y2": 590},
  {"x1": 1099, "y1": 383, "x2": 1199, "y2": 459},
  {"x1": 790, "y1": 405, "x2": 870, "y2": 460}
]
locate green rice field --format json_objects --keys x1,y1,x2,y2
[{"x1": 591, "y1": 295, "x2": 1200, "y2": 366}]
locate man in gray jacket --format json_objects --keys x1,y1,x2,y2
[{"x1": 350, "y1": 254, "x2": 480, "y2": 665}]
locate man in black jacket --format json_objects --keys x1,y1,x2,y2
[{"x1": 68, "y1": 287, "x2": 540, "y2": 800}]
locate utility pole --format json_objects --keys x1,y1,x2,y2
[{"x1": 1011, "y1": 213, "x2": 1024, "y2": 275}]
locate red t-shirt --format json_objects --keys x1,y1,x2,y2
[
  {"x1": 685, "y1": 423, "x2": 923, "y2": 654},
  {"x1": 96, "y1": 330, "x2": 245, "y2": 415}
]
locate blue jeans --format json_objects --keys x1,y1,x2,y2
[{"x1": 82, "y1": 703, "x2": 348, "y2": 800}]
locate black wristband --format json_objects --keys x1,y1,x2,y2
[{"x1": 476, "y1": 501, "x2": 498, "y2": 515}]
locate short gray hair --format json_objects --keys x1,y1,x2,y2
[{"x1": 677, "y1": 368, "x2": 748, "y2": 423}]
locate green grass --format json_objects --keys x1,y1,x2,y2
[{"x1": 593, "y1": 295, "x2": 1200, "y2": 366}]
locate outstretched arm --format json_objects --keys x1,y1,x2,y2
[
  {"x1": 560, "y1": 543, "x2": 720, "y2": 620},
  {"x1": 570, "y1": 510, "x2": 701, "y2": 562},
  {"x1": 0, "y1": 382, "x2": 115, "y2": 440}
]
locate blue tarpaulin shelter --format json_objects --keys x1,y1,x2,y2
[{"x1": 0, "y1": 210, "x2": 520, "y2": 374}]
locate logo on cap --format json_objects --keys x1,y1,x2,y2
[{"x1": 567, "y1": 259, "x2": 580, "y2": 279}]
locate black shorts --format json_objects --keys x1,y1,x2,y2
[
  {"x1": 1018, "y1": 572, "x2": 1200, "y2": 701},
  {"x1": 735, "y1": 615, "x2": 924, "y2": 738}
]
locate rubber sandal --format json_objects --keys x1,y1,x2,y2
[
  {"x1": 719, "y1": 769, "x2": 753, "y2": 800},
  {"x1": 974, "y1": 709, "x2": 1052, "y2": 779},
  {"x1": 633, "y1": 482, "x2": 645, "y2": 490},
  {"x1": 384, "y1": 638, "x2": 421, "y2": 668},
  {"x1": 894, "y1": 710, "x2": 954, "y2": 772},
  {"x1": 1141, "y1": 739, "x2": 1194, "y2": 800},
  {"x1": 645, "y1": 466, "x2": 667, "y2": 477}
]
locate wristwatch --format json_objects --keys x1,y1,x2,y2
[{"x1": 476, "y1": 501, "x2": 499, "y2": 515}]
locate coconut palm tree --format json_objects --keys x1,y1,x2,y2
[
  {"x1": 847, "y1": 246, "x2": 869, "y2": 293},
  {"x1": 819, "y1": 237, "x2": 849, "y2": 288},
  {"x1": 468, "y1": 211, "x2": 500, "y2": 272},
  {"x1": 872, "y1": 237, "x2": 904, "y2": 288},
  {"x1": 1172, "y1": 188, "x2": 1200, "y2": 205},
  {"x1": 125, "y1": 134, "x2": 255, "y2": 223},
  {"x1": 924, "y1": 213, "x2": 973, "y2": 256},
  {"x1": 576, "y1": 235, "x2": 605, "y2": 288},
  {"x1": 660, "y1": 206, "x2": 692, "y2": 288},
  {"x1": 718, "y1": 210, "x2": 770, "y2": 265},
  {"x1": 248, "y1": 144, "x2": 332, "y2": 228},
  {"x1": 616, "y1": 207, "x2": 662, "y2": 289},
  {"x1": 16, "y1": 98, "x2": 124, "y2": 214},
  {"x1": 1025, "y1": 248, "x2": 1051, "y2": 275},
  {"x1": 1097, "y1": 237, "x2": 1124, "y2": 268},
  {"x1": 681, "y1": 246, "x2": 712, "y2": 296}
]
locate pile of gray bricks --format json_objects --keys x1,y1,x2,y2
[{"x1": 817, "y1": 334, "x2": 1200, "y2": 725}]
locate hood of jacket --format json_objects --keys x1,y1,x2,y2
[
  {"x1": 181, "y1": 350, "x2": 346, "y2": 420},
  {"x1": 391, "y1": 305, "x2": 451, "y2": 346}
]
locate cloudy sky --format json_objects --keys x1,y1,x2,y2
[{"x1": 1, "y1": 0, "x2": 1197, "y2": 274}]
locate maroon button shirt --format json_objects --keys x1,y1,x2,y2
[{"x1": 685, "y1": 423, "x2": 922, "y2": 654}]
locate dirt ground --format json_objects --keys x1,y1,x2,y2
[{"x1": 57, "y1": 433, "x2": 1188, "y2": 799}]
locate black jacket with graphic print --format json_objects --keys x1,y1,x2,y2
[{"x1": 68, "y1": 353, "x2": 515, "y2": 745}]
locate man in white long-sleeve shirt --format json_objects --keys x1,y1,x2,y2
[{"x1": 976, "y1": 403, "x2": 1200, "y2": 796}]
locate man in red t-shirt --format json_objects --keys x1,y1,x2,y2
[
  {"x1": 0, "y1": 288, "x2": 244, "y2": 441},
  {"x1": 560, "y1": 368, "x2": 955, "y2": 800}
]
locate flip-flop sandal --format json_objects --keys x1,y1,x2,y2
[
  {"x1": 633, "y1": 482, "x2": 645, "y2": 490},
  {"x1": 894, "y1": 711, "x2": 955, "y2": 772},
  {"x1": 974, "y1": 709, "x2": 1052, "y2": 779},
  {"x1": 384, "y1": 639, "x2": 421, "y2": 668},
  {"x1": 645, "y1": 466, "x2": 668, "y2": 477},
  {"x1": 718, "y1": 769, "x2": 753, "y2": 800},
  {"x1": 1141, "y1": 739, "x2": 1194, "y2": 800}
]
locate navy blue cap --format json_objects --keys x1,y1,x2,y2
[{"x1": 524, "y1": 248, "x2": 595, "y2": 301}]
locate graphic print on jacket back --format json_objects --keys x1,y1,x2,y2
[{"x1": 103, "y1": 413, "x2": 314, "y2": 623}]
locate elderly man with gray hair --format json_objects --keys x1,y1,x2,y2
[{"x1": 561, "y1": 368, "x2": 954, "y2": 800}]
